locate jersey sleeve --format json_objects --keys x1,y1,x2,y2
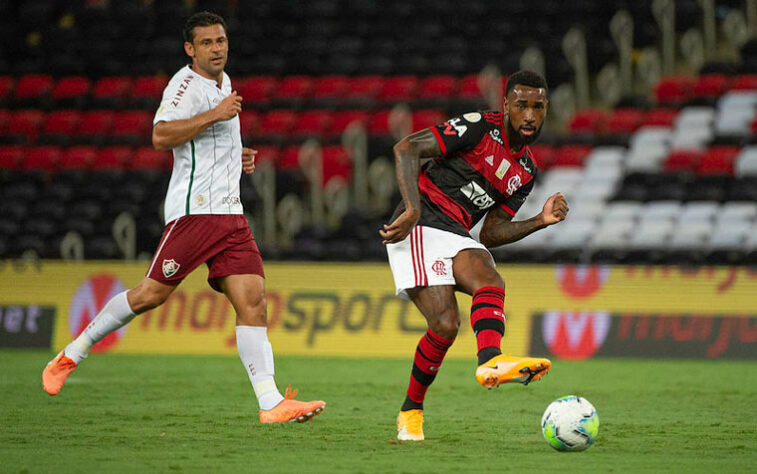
[
  {"x1": 499, "y1": 178, "x2": 535, "y2": 217},
  {"x1": 429, "y1": 112, "x2": 489, "y2": 157},
  {"x1": 153, "y1": 77, "x2": 200, "y2": 125}
]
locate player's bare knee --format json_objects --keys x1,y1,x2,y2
[
  {"x1": 235, "y1": 295, "x2": 267, "y2": 326},
  {"x1": 128, "y1": 285, "x2": 170, "y2": 314},
  {"x1": 431, "y1": 309, "x2": 460, "y2": 339}
]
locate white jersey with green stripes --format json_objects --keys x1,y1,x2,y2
[{"x1": 153, "y1": 65, "x2": 243, "y2": 224}]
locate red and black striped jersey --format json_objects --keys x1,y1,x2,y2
[{"x1": 392, "y1": 110, "x2": 537, "y2": 237}]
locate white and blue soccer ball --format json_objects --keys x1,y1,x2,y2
[{"x1": 541, "y1": 395, "x2": 599, "y2": 451}]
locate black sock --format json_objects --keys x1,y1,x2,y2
[
  {"x1": 477, "y1": 347, "x2": 502, "y2": 365},
  {"x1": 401, "y1": 396, "x2": 423, "y2": 412}
]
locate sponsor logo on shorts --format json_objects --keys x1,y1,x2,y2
[
  {"x1": 460, "y1": 181, "x2": 495, "y2": 209},
  {"x1": 432, "y1": 260, "x2": 447, "y2": 276},
  {"x1": 162, "y1": 259, "x2": 180, "y2": 278}
]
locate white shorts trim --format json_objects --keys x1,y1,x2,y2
[{"x1": 385, "y1": 225, "x2": 489, "y2": 299}]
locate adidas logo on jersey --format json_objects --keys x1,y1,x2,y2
[{"x1": 460, "y1": 181, "x2": 495, "y2": 210}]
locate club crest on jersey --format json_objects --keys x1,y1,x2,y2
[
  {"x1": 460, "y1": 181, "x2": 495, "y2": 209},
  {"x1": 443, "y1": 117, "x2": 468, "y2": 136},
  {"x1": 162, "y1": 259, "x2": 180, "y2": 278},
  {"x1": 507, "y1": 175, "x2": 522, "y2": 195},
  {"x1": 495, "y1": 159, "x2": 511, "y2": 179}
]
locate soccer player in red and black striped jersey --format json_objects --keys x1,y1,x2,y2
[{"x1": 381, "y1": 70, "x2": 569, "y2": 441}]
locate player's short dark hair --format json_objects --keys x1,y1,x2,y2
[
  {"x1": 183, "y1": 11, "x2": 227, "y2": 43},
  {"x1": 505, "y1": 70, "x2": 548, "y2": 97}
]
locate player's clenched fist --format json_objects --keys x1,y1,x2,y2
[
  {"x1": 214, "y1": 91, "x2": 242, "y2": 121},
  {"x1": 539, "y1": 192, "x2": 569, "y2": 226},
  {"x1": 242, "y1": 147, "x2": 257, "y2": 174}
]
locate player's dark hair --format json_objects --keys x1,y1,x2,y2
[
  {"x1": 505, "y1": 70, "x2": 548, "y2": 97},
  {"x1": 183, "y1": 11, "x2": 227, "y2": 43}
]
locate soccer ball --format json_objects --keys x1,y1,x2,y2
[{"x1": 541, "y1": 395, "x2": 599, "y2": 451}]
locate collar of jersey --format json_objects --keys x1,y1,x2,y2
[{"x1": 185, "y1": 64, "x2": 227, "y2": 89}]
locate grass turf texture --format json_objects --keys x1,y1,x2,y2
[{"x1": 2, "y1": 351, "x2": 756, "y2": 473}]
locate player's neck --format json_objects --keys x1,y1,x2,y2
[{"x1": 191, "y1": 63, "x2": 223, "y2": 88}]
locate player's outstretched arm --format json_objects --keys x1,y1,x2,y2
[
  {"x1": 480, "y1": 193, "x2": 568, "y2": 247},
  {"x1": 153, "y1": 91, "x2": 243, "y2": 151},
  {"x1": 380, "y1": 128, "x2": 441, "y2": 244}
]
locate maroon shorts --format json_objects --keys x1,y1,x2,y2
[{"x1": 146, "y1": 214, "x2": 264, "y2": 292}]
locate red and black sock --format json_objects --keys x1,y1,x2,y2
[
  {"x1": 470, "y1": 286, "x2": 506, "y2": 365},
  {"x1": 401, "y1": 328, "x2": 454, "y2": 411}
]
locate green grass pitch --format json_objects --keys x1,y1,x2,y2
[{"x1": 2, "y1": 351, "x2": 756, "y2": 473}]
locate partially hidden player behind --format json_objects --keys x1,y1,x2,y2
[
  {"x1": 42, "y1": 11, "x2": 326, "y2": 424},
  {"x1": 381, "y1": 70, "x2": 569, "y2": 441}
]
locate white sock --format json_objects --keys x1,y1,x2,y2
[
  {"x1": 236, "y1": 325, "x2": 284, "y2": 410},
  {"x1": 64, "y1": 291, "x2": 136, "y2": 364}
]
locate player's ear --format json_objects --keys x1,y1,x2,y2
[{"x1": 184, "y1": 42, "x2": 195, "y2": 59}]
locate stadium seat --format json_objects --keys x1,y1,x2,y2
[
  {"x1": 7, "y1": 109, "x2": 45, "y2": 145},
  {"x1": 133, "y1": 147, "x2": 172, "y2": 170},
  {"x1": 693, "y1": 74, "x2": 730, "y2": 100},
  {"x1": 607, "y1": 108, "x2": 644, "y2": 135},
  {"x1": 378, "y1": 75, "x2": 418, "y2": 104},
  {"x1": 278, "y1": 144, "x2": 301, "y2": 171},
  {"x1": 730, "y1": 74, "x2": 757, "y2": 91},
  {"x1": 255, "y1": 109, "x2": 297, "y2": 141},
  {"x1": 735, "y1": 146, "x2": 757, "y2": 176},
  {"x1": 253, "y1": 145, "x2": 280, "y2": 166},
  {"x1": 13, "y1": 74, "x2": 53, "y2": 107},
  {"x1": 367, "y1": 109, "x2": 392, "y2": 136},
  {"x1": 39, "y1": 110, "x2": 82, "y2": 145},
  {"x1": 457, "y1": 74, "x2": 482, "y2": 101},
  {"x1": 343, "y1": 76, "x2": 385, "y2": 107},
  {"x1": 411, "y1": 109, "x2": 445, "y2": 132},
  {"x1": 416, "y1": 75, "x2": 457, "y2": 107},
  {"x1": 130, "y1": 76, "x2": 168, "y2": 109},
  {"x1": 91, "y1": 76, "x2": 133, "y2": 108},
  {"x1": 110, "y1": 111, "x2": 153, "y2": 145},
  {"x1": 530, "y1": 144, "x2": 556, "y2": 169},
  {"x1": 697, "y1": 146, "x2": 739, "y2": 175},
  {"x1": 50, "y1": 76, "x2": 91, "y2": 108},
  {"x1": 22, "y1": 146, "x2": 62, "y2": 171},
  {"x1": 0, "y1": 145, "x2": 25, "y2": 169},
  {"x1": 59, "y1": 146, "x2": 98, "y2": 170},
  {"x1": 326, "y1": 110, "x2": 370, "y2": 138},
  {"x1": 568, "y1": 109, "x2": 608, "y2": 134},
  {"x1": 291, "y1": 110, "x2": 333, "y2": 139},
  {"x1": 237, "y1": 76, "x2": 278, "y2": 107},
  {"x1": 93, "y1": 146, "x2": 132, "y2": 170},
  {"x1": 643, "y1": 108, "x2": 679, "y2": 127},
  {"x1": 321, "y1": 145, "x2": 352, "y2": 186},
  {"x1": 0, "y1": 76, "x2": 14, "y2": 106},
  {"x1": 310, "y1": 75, "x2": 350, "y2": 107},
  {"x1": 238, "y1": 110, "x2": 260, "y2": 141},
  {"x1": 552, "y1": 145, "x2": 592, "y2": 167},
  {"x1": 272, "y1": 75, "x2": 313, "y2": 107},
  {"x1": 654, "y1": 75, "x2": 695, "y2": 105},
  {"x1": 664, "y1": 150, "x2": 703, "y2": 172},
  {"x1": 76, "y1": 110, "x2": 115, "y2": 145}
]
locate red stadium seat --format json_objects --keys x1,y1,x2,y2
[
  {"x1": 643, "y1": 108, "x2": 679, "y2": 127},
  {"x1": 378, "y1": 76, "x2": 418, "y2": 103},
  {"x1": 0, "y1": 76, "x2": 14, "y2": 105},
  {"x1": 273, "y1": 76, "x2": 313, "y2": 104},
  {"x1": 131, "y1": 76, "x2": 168, "y2": 108},
  {"x1": 237, "y1": 76, "x2": 278, "y2": 105},
  {"x1": 693, "y1": 74, "x2": 730, "y2": 99},
  {"x1": 654, "y1": 75, "x2": 695, "y2": 105},
  {"x1": 278, "y1": 144, "x2": 301, "y2": 170},
  {"x1": 568, "y1": 109, "x2": 608, "y2": 134},
  {"x1": 7, "y1": 110, "x2": 45, "y2": 144},
  {"x1": 311, "y1": 75, "x2": 350, "y2": 105},
  {"x1": 133, "y1": 147, "x2": 172, "y2": 170},
  {"x1": 343, "y1": 76, "x2": 384, "y2": 104},
  {"x1": 94, "y1": 146, "x2": 132, "y2": 170},
  {"x1": 552, "y1": 145, "x2": 592, "y2": 167},
  {"x1": 367, "y1": 109, "x2": 392, "y2": 136},
  {"x1": 253, "y1": 145, "x2": 280, "y2": 166},
  {"x1": 412, "y1": 109, "x2": 445, "y2": 132},
  {"x1": 417, "y1": 75, "x2": 457, "y2": 102},
  {"x1": 111, "y1": 111, "x2": 153, "y2": 144},
  {"x1": 22, "y1": 146, "x2": 62, "y2": 171},
  {"x1": 91, "y1": 76, "x2": 133, "y2": 108},
  {"x1": 60, "y1": 146, "x2": 98, "y2": 170},
  {"x1": 51, "y1": 76, "x2": 92, "y2": 107},
  {"x1": 239, "y1": 110, "x2": 260, "y2": 141},
  {"x1": 0, "y1": 108, "x2": 11, "y2": 134},
  {"x1": 458, "y1": 74, "x2": 481, "y2": 100},
  {"x1": 77, "y1": 110, "x2": 115, "y2": 143},
  {"x1": 292, "y1": 110, "x2": 333, "y2": 138},
  {"x1": 14, "y1": 74, "x2": 53, "y2": 105},
  {"x1": 697, "y1": 146, "x2": 740, "y2": 175},
  {"x1": 730, "y1": 74, "x2": 757, "y2": 91},
  {"x1": 326, "y1": 110, "x2": 370, "y2": 137},
  {"x1": 664, "y1": 150, "x2": 703, "y2": 172},
  {"x1": 607, "y1": 108, "x2": 644, "y2": 134},
  {"x1": 529, "y1": 144, "x2": 556, "y2": 170},
  {"x1": 256, "y1": 109, "x2": 297, "y2": 138},
  {"x1": 321, "y1": 145, "x2": 352, "y2": 186},
  {"x1": 41, "y1": 110, "x2": 82, "y2": 140},
  {"x1": 0, "y1": 145, "x2": 25, "y2": 169}
]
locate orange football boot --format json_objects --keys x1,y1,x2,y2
[
  {"x1": 259, "y1": 385, "x2": 326, "y2": 423},
  {"x1": 475, "y1": 354, "x2": 551, "y2": 388},
  {"x1": 396, "y1": 409, "x2": 424, "y2": 441},
  {"x1": 42, "y1": 351, "x2": 78, "y2": 396}
]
